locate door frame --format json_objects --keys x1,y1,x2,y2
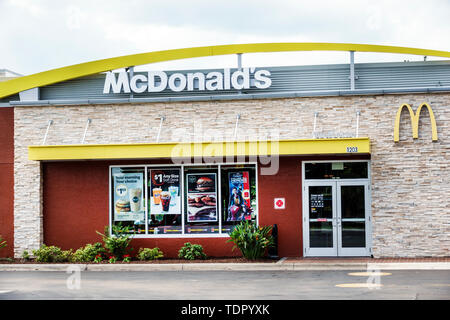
[
  {"x1": 302, "y1": 160, "x2": 372, "y2": 257},
  {"x1": 302, "y1": 181, "x2": 338, "y2": 257}
]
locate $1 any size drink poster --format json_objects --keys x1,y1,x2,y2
[
  {"x1": 113, "y1": 171, "x2": 145, "y2": 222},
  {"x1": 149, "y1": 168, "x2": 181, "y2": 215},
  {"x1": 227, "y1": 171, "x2": 252, "y2": 221}
]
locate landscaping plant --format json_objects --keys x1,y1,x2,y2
[
  {"x1": 137, "y1": 247, "x2": 164, "y2": 261},
  {"x1": 0, "y1": 236, "x2": 6, "y2": 252},
  {"x1": 178, "y1": 242, "x2": 207, "y2": 260},
  {"x1": 22, "y1": 250, "x2": 30, "y2": 261},
  {"x1": 96, "y1": 224, "x2": 134, "y2": 260},
  {"x1": 32, "y1": 245, "x2": 73, "y2": 262},
  {"x1": 227, "y1": 220, "x2": 274, "y2": 260},
  {"x1": 72, "y1": 242, "x2": 106, "y2": 262}
]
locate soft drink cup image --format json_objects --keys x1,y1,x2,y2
[
  {"x1": 153, "y1": 188, "x2": 162, "y2": 204},
  {"x1": 160, "y1": 191, "x2": 171, "y2": 212},
  {"x1": 168, "y1": 186, "x2": 178, "y2": 206}
]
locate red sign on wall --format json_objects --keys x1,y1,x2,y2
[{"x1": 274, "y1": 198, "x2": 285, "y2": 210}]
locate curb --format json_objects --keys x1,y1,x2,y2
[
  {"x1": 0, "y1": 262, "x2": 449, "y2": 272},
  {"x1": 367, "y1": 262, "x2": 450, "y2": 270}
]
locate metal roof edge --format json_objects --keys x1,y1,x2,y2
[{"x1": 5, "y1": 86, "x2": 450, "y2": 107}]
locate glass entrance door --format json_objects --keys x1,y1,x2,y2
[
  {"x1": 304, "y1": 182, "x2": 337, "y2": 256},
  {"x1": 303, "y1": 180, "x2": 371, "y2": 257},
  {"x1": 336, "y1": 181, "x2": 370, "y2": 256}
]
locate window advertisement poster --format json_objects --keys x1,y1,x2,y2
[
  {"x1": 311, "y1": 194, "x2": 324, "y2": 208},
  {"x1": 227, "y1": 171, "x2": 252, "y2": 221},
  {"x1": 149, "y1": 168, "x2": 181, "y2": 215},
  {"x1": 186, "y1": 173, "x2": 217, "y2": 222},
  {"x1": 113, "y1": 172, "x2": 145, "y2": 222}
]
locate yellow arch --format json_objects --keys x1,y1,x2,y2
[
  {"x1": 2, "y1": 42, "x2": 450, "y2": 99},
  {"x1": 394, "y1": 103, "x2": 438, "y2": 142}
]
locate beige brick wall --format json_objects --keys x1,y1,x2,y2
[{"x1": 13, "y1": 93, "x2": 450, "y2": 257}]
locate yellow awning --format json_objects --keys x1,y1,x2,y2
[{"x1": 28, "y1": 138, "x2": 370, "y2": 161}]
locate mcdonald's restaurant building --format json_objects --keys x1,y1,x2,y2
[{"x1": 0, "y1": 44, "x2": 449, "y2": 259}]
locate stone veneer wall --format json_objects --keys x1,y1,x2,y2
[{"x1": 13, "y1": 93, "x2": 450, "y2": 257}]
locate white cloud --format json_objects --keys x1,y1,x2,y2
[{"x1": 0, "y1": 0, "x2": 449, "y2": 75}]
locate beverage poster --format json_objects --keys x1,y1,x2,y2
[
  {"x1": 186, "y1": 173, "x2": 217, "y2": 222},
  {"x1": 227, "y1": 171, "x2": 252, "y2": 221},
  {"x1": 113, "y1": 172, "x2": 145, "y2": 221},
  {"x1": 149, "y1": 168, "x2": 181, "y2": 215}
]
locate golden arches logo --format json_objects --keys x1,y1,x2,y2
[{"x1": 394, "y1": 103, "x2": 438, "y2": 142}]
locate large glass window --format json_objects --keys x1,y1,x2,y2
[
  {"x1": 184, "y1": 166, "x2": 219, "y2": 234},
  {"x1": 148, "y1": 167, "x2": 182, "y2": 235},
  {"x1": 111, "y1": 167, "x2": 146, "y2": 234},
  {"x1": 220, "y1": 165, "x2": 257, "y2": 233},
  {"x1": 110, "y1": 164, "x2": 258, "y2": 236},
  {"x1": 305, "y1": 162, "x2": 368, "y2": 179}
]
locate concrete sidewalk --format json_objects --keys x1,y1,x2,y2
[{"x1": 0, "y1": 257, "x2": 449, "y2": 271}]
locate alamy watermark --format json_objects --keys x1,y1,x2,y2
[
  {"x1": 167, "y1": 119, "x2": 280, "y2": 175},
  {"x1": 66, "y1": 265, "x2": 81, "y2": 290}
]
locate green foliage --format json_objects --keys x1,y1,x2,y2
[
  {"x1": 22, "y1": 250, "x2": 30, "y2": 260},
  {"x1": 32, "y1": 245, "x2": 73, "y2": 262},
  {"x1": 227, "y1": 220, "x2": 274, "y2": 260},
  {"x1": 96, "y1": 224, "x2": 134, "y2": 259},
  {"x1": 178, "y1": 242, "x2": 207, "y2": 260},
  {"x1": 137, "y1": 247, "x2": 164, "y2": 261},
  {"x1": 72, "y1": 242, "x2": 105, "y2": 262},
  {"x1": 0, "y1": 236, "x2": 6, "y2": 251}
]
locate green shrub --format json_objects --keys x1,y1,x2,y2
[
  {"x1": 72, "y1": 242, "x2": 105, "y2": 262},
  {"x1": 32, "y1": 245, "x2": 73, "y2": 262},
  {"x1": 0, "y1": 236, "x2": 6, "y2": 251},
  {"x1": 227, "y1": 220, "x2": 274, "y2": 260},
  {"x1": 178, "y1": 242, "x2": 206, "y2": 260},
  {"x1": 96, "y1": 224, "x2": 133, "y2": 259},
  {"x1": 22, "y1": 250, "x2": 30, "y2": 260},
  {"x1": 137, "y1": 247, "x2": 164, "y2": 261}
]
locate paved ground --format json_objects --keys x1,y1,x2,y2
[{"x1": 0, "y1": 270, "x2": 449, "y2": 300}]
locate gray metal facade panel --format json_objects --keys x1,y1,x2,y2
[
  {"x1": 354, "y1": 63, "x2": 450, "y2": 89},
  {"x1": 13, "y1": 60, "x2": 450, "y2": 103}
]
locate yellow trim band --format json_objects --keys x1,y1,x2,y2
[
  {"x1": 28, "y1": 138, "x2": 370, "y2": 161},
  {"x1": 2, "y1": 42, "x2": 450, "y2": 99},
  {"x1": 394, "y1": 103, "x2": 438, "y2": 142}
]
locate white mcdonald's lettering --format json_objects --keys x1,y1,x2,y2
[{"x1": 103, "y1": 68, "x2": 272, "y2": 94}]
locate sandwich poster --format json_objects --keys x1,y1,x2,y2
[
  {"x1": 227, "y1": 171, "x2": 252, "y2": 221},
  {"x1": 149, "y1": 168, "x2": 181, "y2": 215},
  {"x1": 113, "y1": 172, "x2": 145, "y2": 222},
  {"x1": 186, "y1": 173, "x2": 217, "y2": 222}
]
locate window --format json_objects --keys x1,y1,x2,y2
[
  {"x1": 148, "y1": 167, "x2": 182, "y2": 235},
  {"x1": 184, "y1": 166, "x2": 219, "y2": 234},
  {"x1": 111, "y1": 167, "x2": 146, "y2": 234},
  {"x1": 220, "y1": 165, "x2": 257, "y2": 233},
  {"x1": 304, "y1": 162, "x2": 368, "y2": 179},
  {"x1": 110, "y1": 164, "x2": 258, "y2": 236}
]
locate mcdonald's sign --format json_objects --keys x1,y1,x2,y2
[{"x1": 394, "y1": 103, "x2": 438, "y2": 142}]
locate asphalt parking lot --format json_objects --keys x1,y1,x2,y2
[{"x1": 0, "y1": 270, "x2": 449, "y2": 300}]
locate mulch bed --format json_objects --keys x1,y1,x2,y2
[{"x1": 0, "y1": 257, "x2": 278, "y2": 264}]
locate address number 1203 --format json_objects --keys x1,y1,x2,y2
[{"x1": 346, "y1": 147, "x2": 358, "y2": 153}]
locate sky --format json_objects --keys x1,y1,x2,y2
[{"x1": 1, "y1": 0, "x2": 450, "y2": 75}]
